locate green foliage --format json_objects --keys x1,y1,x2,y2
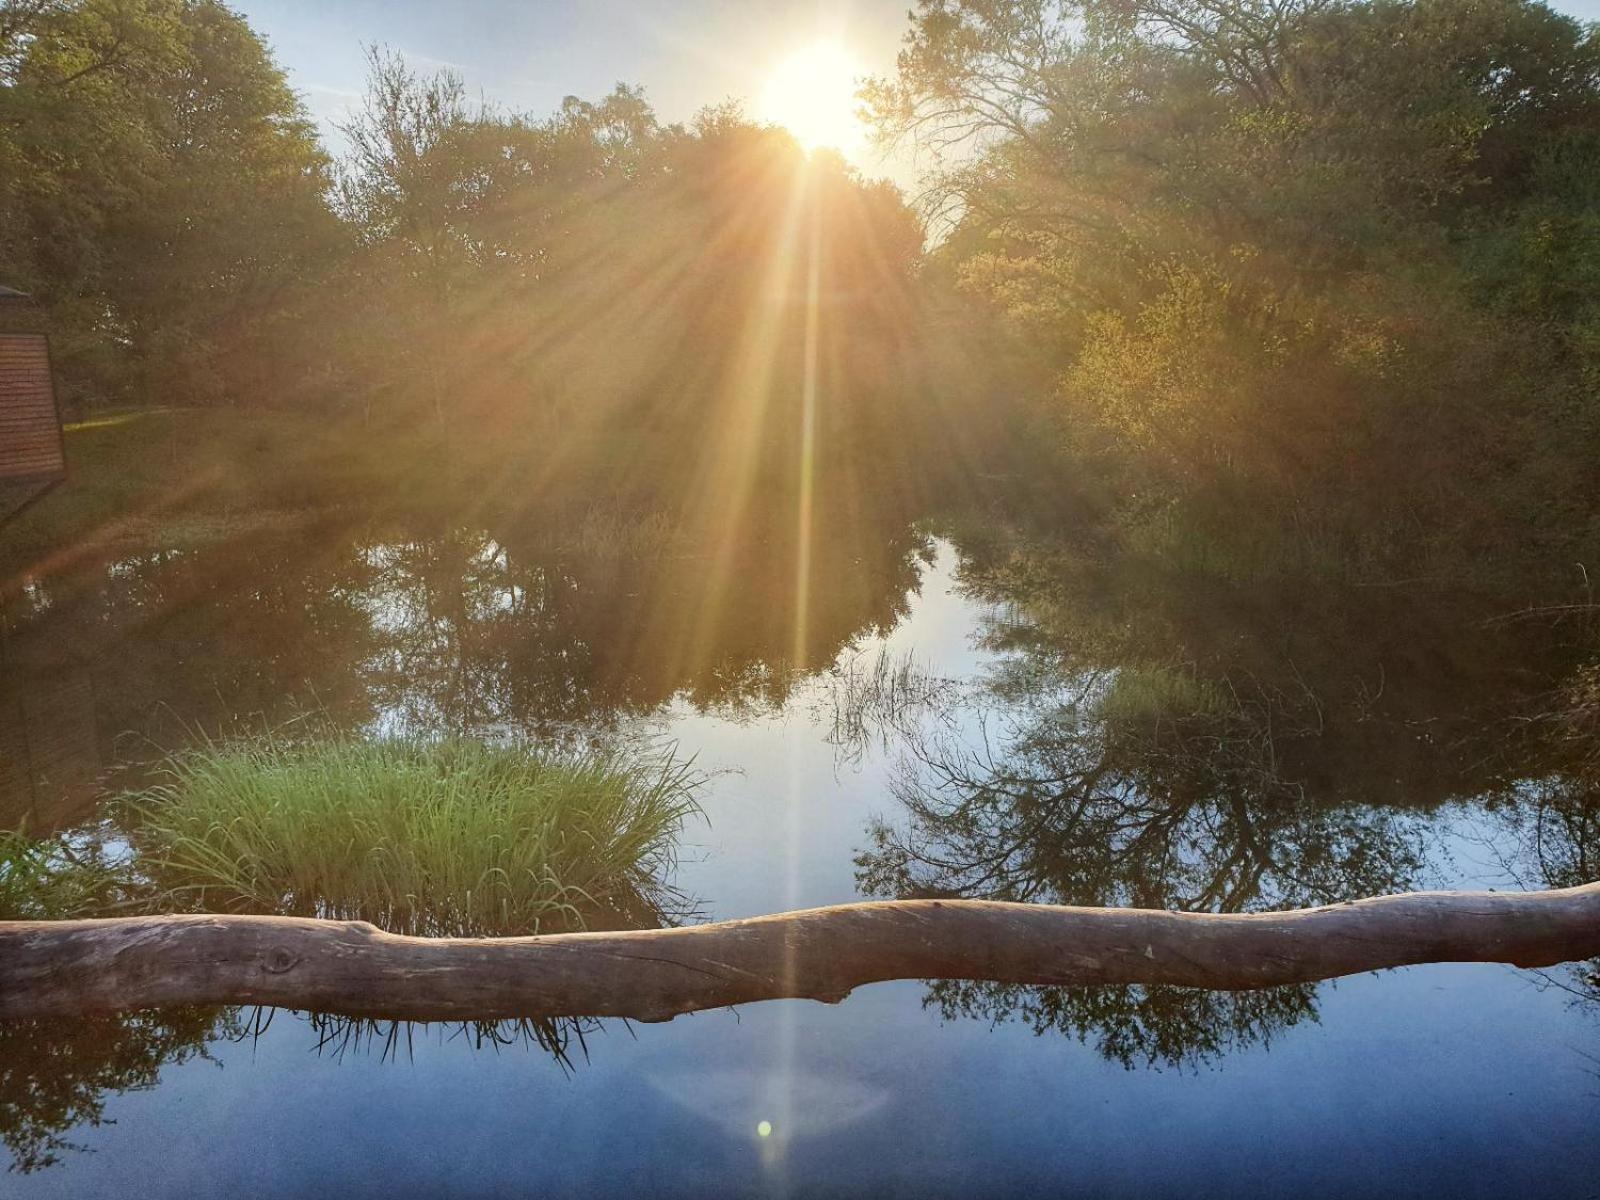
[
  {"x1": 0, "y1": 0, "x2": 337, "y2": 403},
  {"x1": 1, "y1": 4, "x2": 979, "y2": 555},
  {"x1": 130, "y1": 736, "x2": 704, "y2": 935},
  {"x1": 879, "y1": 0, "x2": 1600, "y2": 591},
  {"x1": 322, "y1": 49, "x2": 927, "y2": 438}
]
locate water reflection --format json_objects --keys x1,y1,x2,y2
[
  {"x1": 295, "y1": 1011, "x2": 598, "y2": 1068},
  {"x1": 853, "y1": 660, "x2": 1426, "y2": 1066},
  {"x1": 3, "y1": 524, "x2": 1599, "y2": 1184},
  {"x1": 1, "y1": 518, "x2": 934, "y2": 830},
  {"x1": 0, "y1": 1010, "x2": 230, "y2": 1174},
  {"x1": 0, "y1": 672, "x2": 101, "y2": 831},
  {"x1": 1483, "y1": 771, "x2": 1600, "y2": 1005},
  {"x1": 0, "y1": 517, "x2": 941, "y2": 1175},
  {"x1": 0, "y1": 1007, "x2": 602, "y2": 1176},
  {"x1": 850, "y1": 540, "x2": 1600, "y2": 1067},
  {"x1": 0, "y1": 814, "x2": 638, "y2": 1176},
  {"x1": 856, "y1": 673, "x2": 1425, "y2": 912},
  {"x1": 645, "y1": 1067, "x2": 890, "y2": 1149}
]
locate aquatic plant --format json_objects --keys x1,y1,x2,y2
[
  {"x1": 130, "y1": 737, "x2": 702, "y2": 936},
  {"x1": 0, "y1": 832, "x2": 129, "y2": 922}
]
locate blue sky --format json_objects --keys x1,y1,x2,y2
[
  {"x1": 235, "y1": 0, "x2": 1600, "y2": 183},
  {"x1": 236, "y1": 2, "x2": 911, "y2": 161}
]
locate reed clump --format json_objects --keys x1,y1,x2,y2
[{"x1": 130, "y1": 737, "x2": 701, "y2": 936}]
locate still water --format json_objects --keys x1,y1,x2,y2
[{"x1": 1, "y1": 522, "x2": 1597, "y2": 1197}]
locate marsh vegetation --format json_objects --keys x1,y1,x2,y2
[{"x1": 131, "y1": 736, "x2": 702, "y2": 934}]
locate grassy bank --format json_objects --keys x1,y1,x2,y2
[
  {"x1": 0, "y1": 394, "x2": 927, "y2": 573},
  {"x1": 1, "y1": 409, "x2": 396, "y2": 567}
]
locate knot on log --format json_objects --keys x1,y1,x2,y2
[{"x1": 261, "y1": 946, "x2": 301, "y2": 975}]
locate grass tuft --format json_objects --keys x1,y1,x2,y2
[{"x1": 129, "y1": 736, "x2": 702, "y2": 936}]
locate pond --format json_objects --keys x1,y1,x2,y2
[{"x1": 1, "y1": 521, "x2": 1597, "y2": 1197}]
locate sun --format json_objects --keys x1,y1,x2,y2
[{"x1": 760, "y1": 42, "x2": 866, "y2": 154}]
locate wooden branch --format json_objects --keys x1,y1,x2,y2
[{"x1": 3, "y1": 884, "x2": 1598, "y2": 1024}]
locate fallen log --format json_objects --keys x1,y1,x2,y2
[{"x1": 3, "y1": 884, "x2": 1598, "y2": 1023}]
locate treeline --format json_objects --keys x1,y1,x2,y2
[
  {"x1": 875, "y1": 0, "x2": 1600, "y2": 589},
  {"x1": 0, "y1": 2, "x2": 929, "y2": 431},
  {"x1": 7, "y1": 0, "x2": 1600, "y2": 591},
  {"x1": 2, "y1": 0, "x2": 1015, "y2": 545},
  {"x1": 325, "y1": 57, "x2": 926, "y2": 438}
]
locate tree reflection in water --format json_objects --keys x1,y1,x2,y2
[
  {"x1": 0, "y1": 1007, "x2": 606, "y2": 1176},
  {"x1": 0, "y1": 515, "x2": 940, "y2": 1172},
  {"x1": 1486, "y1": 772, "x2": 1600, "y2": 1007},
  {"x1": 854, "y1": 657, "x2": 1427, "y2": 1068},
  {"x1": 844, "y1": 535, "x2": 1600, "y2": 1068},
  {"x1": 0, "y1": 517, "x2": 934, "y2": 807},
  {"x1": 0, "y1": 1009, "x2": 232, "y2": 1175}
]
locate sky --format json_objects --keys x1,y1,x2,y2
[
  {"x1": 234, "y1": 0, "x2": 918, "y2": 178},
  {"x1": 235, "y1": 0, "x2": 1600, "y2": 189}
]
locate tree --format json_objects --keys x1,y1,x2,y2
[
  {"x1": 0, "y1": 0, "x2": 336, "y2": 403},
  {"x1": 870, "y1": 0, "x2": 1600, "y2": 589}
]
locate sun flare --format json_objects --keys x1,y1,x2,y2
[{"x1": 760, "y1": 42, "x2": 866, "y2": 154}]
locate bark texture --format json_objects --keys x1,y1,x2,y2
[{"x1": 3, "y1": 884, "x2": 1598, "y2": 1023}]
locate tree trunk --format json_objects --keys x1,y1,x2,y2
[{"x1": 2, "y1": 884, "x2": 1597, "y2": 1024}]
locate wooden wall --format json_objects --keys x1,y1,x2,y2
[{"x1": 0, "y1": 333, "x2": 64, "y2": 482}]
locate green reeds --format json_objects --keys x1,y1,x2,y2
[{"x1": 129, "y1": 736, "x2": 702, "y2": 936}]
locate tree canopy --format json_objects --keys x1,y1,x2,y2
[
  {"x1": 0, "y1": 0, "x2": 335, "y2": 400},
  {"x1": 872, "y1": 0, "x2": 1600, "y2": 586}
]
